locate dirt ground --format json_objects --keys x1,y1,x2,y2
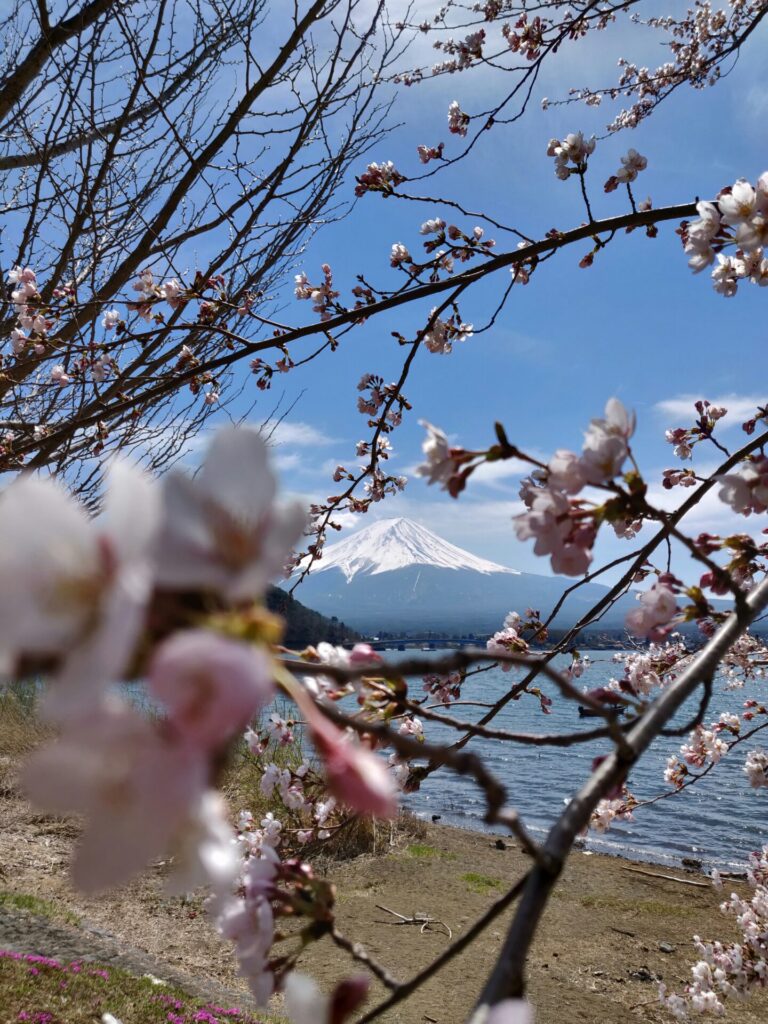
[{"x1": 0, "y1": 759, "x2": 765, "y2": 1024}]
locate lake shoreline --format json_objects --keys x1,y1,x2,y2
[{"x1": 2, "y1": 756, "x2": 766, "y2": 1024}]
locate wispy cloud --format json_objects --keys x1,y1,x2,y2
[
  {"x1": 655, "y1": 394, "x2": 767, "y2": 430},
  {"x1": 265, "y1": 420, "x2": 336, "y2": 447}
]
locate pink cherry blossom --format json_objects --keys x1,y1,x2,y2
[
  {"x1": 306, "y1": 706, "x2": 397, "y2": 818},
  {"x1": 547, "y1": 449, "x2": 586, "y2": 494},
  {"x1": 625, "y1": 581, "x2": 678, "y2": 639},
  {"x1": 284, "y1": 972, "x2": 369, "y2": 1024},
  {"x1": 415, "y1": 420, "x2": 458, "y2": 488},
  {"x1": 718, "y1": 457, "x2": 768, "y2": 515},
  {"x1": 616, "y1": 148, "x2": 647, "y2": 183},
  {"x1": 23, "y1": 699, "x2": 207, "y2": 892},
  {"x1": 579, "y1": 397, "x2": 635, "y2": 483},
  {"x1": 447, "y1": 100, "x2": 470, "y2": 136},
  {"x1": 148, "y1": 630, "x2": 274, "y2": 750}
]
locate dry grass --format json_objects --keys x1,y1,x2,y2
[
  {"x1": 0, "y1": 684, "x2": 52, "y2": 785},
  {"x1": 0, "y1": 688, "x2": 426, "y2": 869}
]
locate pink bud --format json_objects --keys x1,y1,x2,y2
[
  {"x1": 307, "y1": 707, "x2": 397, "y2": 818},
  {"x1": 148, "y1": 631, "x2": 274, "y2": 750}
]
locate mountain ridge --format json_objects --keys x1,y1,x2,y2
[
  {"x1": 312, "y1": 517, "x2": 520, "y2": 581},
  {"x1": 287, "y1": 517, "x2": 635, "y2": 633}
]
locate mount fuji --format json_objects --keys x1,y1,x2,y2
[{"x1": 286, "y1": 518, "x2": 635, "y2": 634}]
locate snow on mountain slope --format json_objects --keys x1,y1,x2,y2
[{"x1": 313, "y1": 517, "x2": 520, "y2": 581}]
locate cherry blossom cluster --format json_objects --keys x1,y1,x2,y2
[
  {"x1": 4, "y1": 265, "x2": 236, "y2": 405},
  {"x1": 432, "y1": 29, "x2": 486, "y2": 74},
  {"x1": 680, "y1": 173, "x2": 768, "y2": 294},
  {"x1": 7, "y1": 266, "x2": 50, "y2": 358},
  {"x1": 514, "y1": 397, "x2": 635, "y2": 577},
  {"x1": 0, "y1": 425, "x2": 406, "y2": 1013},
  {"x1": 502, "y1": 15, "x2": 545, "y2": 59},
  {"x1": 486, "y1": 611, "x2": 531, "y2": 670},
  {"x1": 355, "y1": 373, "x2": 406, "y2": 432},
  {"x1": 422, "y1": 308, "x2": 473, "y2": 354},
  {"x1": 608, "y1": 638, "x2": 691, "y2": 700},
  {"x1": 664, "y1": 700, "x2": 768, "y2": 790},
  {"x1": 293, "y1": 264, "x2": 341, "y2": 322},
  {"x1": 660, "y1": 845, "x2": 768, "y2": 1018},
  {"x1": 416, "y1": 142, "x2": 444, "y2": 164},
  {"x1": 546, "y1": 131, "x2": 596, "y2": 180},
  {"x1": 719, "y1": 456, "x2": 768, "y2": 515},
  {"x1": 625, "y1": 578, "x2": 680, "y2": 641},
  {"x1": 722, "y1": 636, "x2": 768, "y2": 684},
  {"x1": 128, "y1": 268, "x2": 187, "y2": 321},
  {"x1": 665, "y1": 399, "x2": 729, "y2": 462},
  {"x1": 353, "y1": 160, "x2": 406, "y2": 197},
  {"x1": 447, "y1": 100, "x2": 470, "y2": 137},
  {"x1": 744, "y1": 747, "x2": 768, "y2": 788},
  {"x1": 590, "y1": 788, "x2": 636, "y2": 834},
  {"x1": 414, "y1": 420, "x2": 470, "y2": 496},
  {"x1": 568, "y1": 2, "x2": 768, "y2": 133},
  {"x1": 603, "y1": 149, "x2": 647, "y2": 193},
  {"x1": 690, "y1": 529, "x2": 767, "y2": 598},
  {"x1": 422, "y1": 670, "x2": 463, "y2": 706},
  {"x1": 419, "y1": 219, "x2": 496, "y2": 267}
]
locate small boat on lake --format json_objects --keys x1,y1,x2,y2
[{"x1": 577, "y1": 704, "x2": 626, "y2": 718}]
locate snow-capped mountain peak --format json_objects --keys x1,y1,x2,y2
[{"x1": 314, "y1": 517, "x2": 519, "y2": 581}]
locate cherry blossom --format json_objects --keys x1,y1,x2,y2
[
  {"x1": 215, "y1": 845, "x2": 279, "y2": 1004},
  {"x1": 417, "y1": 142, "x2": 444, "y2": 164},
  {"x1": 617, "y1": 148, "x2": 647, "y2": 182},
  {"x1": 579, "y1": 397, "x2": 635, "y2": 484},
  {"x1": 148, "y1": 630, "x2": 274, "y2": 750},
  {"x1": 167, "y1": 790, "x2": 240, "y2": 901},
  {"x1": 8, "y1": 265, "x2": 38, "y2": 305},
  {"x1": 718, "y1": 457, "x2": 768, "y2": 515},
  {"x1": 354, "y1": 160, "x2": 405, "y2": 197},
  {"x1": 683, "y1": 201, "x2": 721, "y2": 272},
  {"x1": 547, "y1": 132, "x2": 596, "y2": 180},
  {"x1": 420, "y1": 218, "x2": 446, "y2": 235},
  {"x1": 447, "y1": 100, "x2": 470, "y2": 137},
  {"x1": 305, "y1": 704, "x2": 397, "y2": 818},
  {"x1": 484, "y1": 1000, "x2": 534, "y2": 1024},
  {"x1": 415, "y1": 420, "x2": 462, "y2": 490},
  {"x1": 23, "y1": 698, "x2": 207, "y2": 892},
  {"x1": 625, "y1": 581, "x2": 679, "y2": 640},
  {"x1": 284, "y1": 972, "x2": 369, "y2": 1024},
  {"x1": 390, "y1": 242, "x2": 411, "y2": 268},
  {"x1": 547, "y1": 449, "x2": 586, "y2": 494},
  {"x1": 0, "y1": 461, "x2": 158, "y2": 714},
  {"x1": 744, "y1": 748, "x2": 768, "y2": 788},
  {"x1": 155, "y1": 426, "x2": 306, "y2": 602}
]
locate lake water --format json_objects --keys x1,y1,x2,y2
[{"x1": 392, "y1": 649, "x2": 768, "y2": 871}]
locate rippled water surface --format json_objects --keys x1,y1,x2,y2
[{"x1": 394, "y1": 649, "x2": 768, "y2": 870}]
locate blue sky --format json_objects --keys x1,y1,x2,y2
[{"x1": 214, "y1": 9, "x2": 768, "y2": 580}]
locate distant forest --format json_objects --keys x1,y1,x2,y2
[{"x1": 266, "y1": 587, "x2": 359, "y2": 648}]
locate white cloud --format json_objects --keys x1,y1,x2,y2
[
  {"x1": 273, "y1": 451, "x2": 302, "y2": 472},
  {"x1": 264, "y1": 420, "x2": 336, "y2": 447},
  {"x1": 655, "y1": 394, "x2": 767, "y2": 430}
]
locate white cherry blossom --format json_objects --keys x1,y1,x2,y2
[{"x1": 155, "y1": 426, "x2": 306, "y2": 602}]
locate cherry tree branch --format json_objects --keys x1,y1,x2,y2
[{"x1": 473, "y1": 576, "x2": 768, "y2": 1012}]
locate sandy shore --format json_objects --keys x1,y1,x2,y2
[{"x1": 0, "y1": 768, "x2": 765, "y2": 1024}]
